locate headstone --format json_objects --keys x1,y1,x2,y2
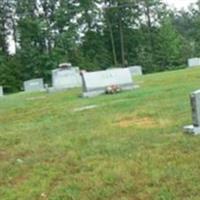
[
  {"x1": 188, "y1": 58, "x2": 200, "y2": 68},
  {"x1": 24, "y1": 78, "x2": 44, "y2": 92},
  {"x1": 52, "y1": 67, "x2": 82, "y2": 91},
  {"x1": 81, "y1": 68, "x2": 137, "y2": 97},
  {"x1": 0, "y1": 86, "x2": 3, "y2": 97},
  {"x1": 128, "y1": 66, "x2": 143, "y2": 76},
  {"x1": 184, "y1": 90, "x2": 200, "y2": 135}
]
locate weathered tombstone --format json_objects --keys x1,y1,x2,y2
[
  {"x1": 52, "y1": 63, "x2": 82, "y2": 91},
  {"x1": 128, "y1": 66, "x2": 143, "y2": 76},
  {"x1": 81, "y1": 68, "x2": 137, "y2": 97},
  {"x1": 24, "y1": 78, "x2": 44, "y2": 92},
  {"x1": 184, "y1": 90, "x2": 200, "y2": 135},
  {"x1": 188, "y1": 58, "x2": 200, "y2": 68},
  {"x1": 0, "y1": 86, "x2": 3, "y2": 97}
]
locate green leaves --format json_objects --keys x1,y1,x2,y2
[{"x1": 0, "y1": 0, "x2": 199, "y2": 92}]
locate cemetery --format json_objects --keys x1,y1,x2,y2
[
  {"x1": 1, "y1": 0, "x2": 200, "y2": 199},
  {"x1": 20, "y1": 64, "x2": 139, "y2": 97},
  {"x1": 1, "y1": 67, "x2": 200, "y2": 199}
]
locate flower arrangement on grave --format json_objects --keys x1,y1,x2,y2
[{"x1": 105, "y1": 85, "x2": 121, "y2": 94}]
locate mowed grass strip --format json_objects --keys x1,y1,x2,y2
[{"x1": 1, "y1": 68, "x2": 200, "y2": 200}]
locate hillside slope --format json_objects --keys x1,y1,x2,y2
[{"x1": 0, "y1": 68, "x2": 200, "y2": 200}]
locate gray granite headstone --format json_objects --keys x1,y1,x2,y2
[
  {"x1": 184, "y1": 90, "x2": 200, "y2": 135},
  {"x1": 0, "y1": 86, "x2": 3, "y2": 97},
  {"x1": 128, "y1": 66, "x2": 143, "y2": 76},
  {"x1": 52, "y1": 67, "x2": 82, "y2": 91},
  {"x1": 24, "y1": 78, "x2": 44, "y2": 92},
  {"x1": 81, "y1": 68, "x2": 138, "y2": 97},
  {"x1": 188, "y1": 58, "x2": 200, "y2": 68}
]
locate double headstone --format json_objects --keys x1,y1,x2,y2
[
  {"x1": 128, "y1": 66, "x2": 143, "y2": 76},
  {"x1": 52, "y1": 66, "x2": 82, "y2": 91},
  {"x1": 0, "y1": 86, "x2": 3, "y2": 97},
  {"x1": 188, "y1": 58, "x2": 200, "y2": 68},
  {"x1": 24, "y1": 78, "x2": 44, "y2": 92},
  {"x1": 184, "y1": 90, "x2": 200, "y2": 135},
  {"x1": 81, "y1": 68, "x2": 137, "y2": 97}
]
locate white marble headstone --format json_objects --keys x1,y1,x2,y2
[
  {"x1": 188, "y1": 58, "x2": 200, "y2": 68},
  {"x1": 128, "y1": 66, "x2": 143, "y2": 76},
  {"x1": 52, "y1": 67, "x2": 82, "y2": 90},
  {"x1": 0, "y1": 86, "x2": 3, "y2": 97},
  {"x1": 24, "y1": 78, "x2": 44, "y2": 92},
  {"x1": 81, "y1": 68, "x2": 137, "y2": 97}
]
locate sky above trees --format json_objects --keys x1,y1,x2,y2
[{"x1": 165, "y1": 0, "x2": 197, "y2": 9}]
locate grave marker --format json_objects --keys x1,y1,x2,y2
[
  {"x1": 128, "y1": 66, "x2": 143, "y2": 76},
  {"x1": 24, "y1": 78, "x2": 44, "y2": 92},
  {"x1": 184, "y1": 90, "x2": 200, "y2": 135},
  {"x1": 52, "y1": 67, "x2": 82, "y2": 91},
  {"x1": 188, "y1": 58, "x2": 200, "y2": 68},
  {"x1": 81, "y1": 68, "x2": 137, "y2": 97},
  {"x1": 0, "y1": 86, "x2": 3, "y2": 97}
]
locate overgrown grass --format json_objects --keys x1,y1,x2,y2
[{"x1": 1, "y1": 68, "x2": 200, "y2": 200}]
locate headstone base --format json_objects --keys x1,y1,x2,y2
[
  {"x1": 47, "y1": 87, "x2": 66, "y2": 93},
  {"x1": 83, "y1": 85, "x2": 139, "y2": 98},
  {"x1": 183, "y1": 125, "x2": 200, "y2": 135},
  {"x1": 47, "y1": 87, "x2": 80, "y2": 93}
]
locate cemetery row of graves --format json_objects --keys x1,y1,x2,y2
[
  {"x1": 0, "y1": 64, "x2": 143, "y2": 97},
  {"x1": 0, "y1": 57, "x2": 200, "y2": 98},
  {"x1": 1, "y1": 57, "x2": 200, "y2": 136},
  {"x1": 1, "y1": 57, "x2": 200, "y2": 135},
  {"x1": 1, "y1": 65, "x2": 200, "y2": 199}
]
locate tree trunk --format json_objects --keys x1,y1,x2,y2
[
  {"x1": 107, "y1": 17, "x2": 117, "y2": 66},
  {"x1": 145, "y1": 0, "x2": 153, "y2": 51},
  {"x1": 119, "y1": 11, "x2": 125, "y2": 67}
]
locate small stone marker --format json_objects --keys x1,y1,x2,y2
[
  {"x1": 184, "y1": 90, "x2": 200, "y2": 135},
  {"x1": 188, "y1": 58, "x2": 200, "y2": 68},
  {"x1": 73, "y1": 105, "x2": 98, "y2": 112},
  {"x1": 81, "y1": 68, "x2": 137, "y2": 97},
  {"x1": 24, "y1": 78, "x2": 44, "y2": 92},
  {"x1": 0, "y1": 86, "x2": 3, "y2": 97},
  {"x1": 128, "y1": 66, "x2": 143, "y2": 76},
  {"x1": 52, "y1": 64, "x2": 82, "y2": 91}
]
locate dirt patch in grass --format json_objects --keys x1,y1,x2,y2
[
  {"x1": 157, "y1": 118, "x2": 171, "y2": 127},
  {"x1": 115, "y1": 116, "x2": 171, "y2": 128},
  {"x1": 0, "y1": 150, "x2": 10, "y2": 160},
  {"x1": 10, "y1": 175, "x2": 28, "y2": 186},
  {"x1": 115, "y1": 116, "x2": 157, "y2": 128}
]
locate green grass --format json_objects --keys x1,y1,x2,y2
[{"x1": 1, "y1": 68, "x2": 200, "y2": 200}]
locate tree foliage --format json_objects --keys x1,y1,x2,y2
[{"x1": 0, "y1": 0, "x2": 198, "y2": 92}]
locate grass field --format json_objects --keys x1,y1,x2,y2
[{"x1": 1, "y1": 68, "x2": 200, "y2": 200}]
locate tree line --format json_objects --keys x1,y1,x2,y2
[{"x1": 0, "y1": 0, "x2": 199, "y2": 93}]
